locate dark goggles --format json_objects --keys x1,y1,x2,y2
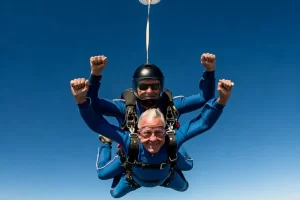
[{"x1": 138, "y1": 83, "x2": 160, "y2": 91}]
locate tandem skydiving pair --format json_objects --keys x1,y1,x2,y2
[{"x1": 70, "y1": 54, "x2": 234, "y2": 198}]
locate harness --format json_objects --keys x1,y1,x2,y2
[{"x1": 117, "y1": 88, "x2": 180, "y2": 188}]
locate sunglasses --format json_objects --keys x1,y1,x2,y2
[{"x1": 138, "y1": 83, "x2": 160, "y2": 91}]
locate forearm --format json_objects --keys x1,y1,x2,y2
[
  {"x1": 174, "y1": 71, "x2": 216, "y2": 114},
  {"x1": 78, "y1": 99, "x2": 126, "y2": 145},
  {"x1": 174, "y1": 93, "x2": 207, "y2": 114},
  {"x1": 177, "y1": 98, "x2": 224, "y2": 146},
  {"x1": 87, "y1": 74, "x2": 102, "y2": 100},
  {"x1": 85, "y1": 75, "x2": 125, "y2": 117},
  {"x1": 199, "y1": 70, "x2": 216, "y2": 100}
]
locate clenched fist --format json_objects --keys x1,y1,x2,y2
[
  {"x1": 217, "y1": 79, "x2": 234, "y2": 105},
  {"x1": 201, "y1": 53, "x2": 216, "y2": 71},
  {"x1": 90, "y1": 55, "x2": 107, "y2": 76},
  {"x1": 70, "y1": 78, "x2": 89, "y2": 104}
]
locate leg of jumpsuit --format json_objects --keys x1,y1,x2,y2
[
  {"x1": 96, "y1": 142, "x2": 125, "y2": 180},
  {"x1": 175, "y1": 146, "x2": 193, "y2": 171},
  {"x1": 162, "y1": 170, "x2": 189, "y2": 192},
  {"x1": 110, "y1": 176, "x2": 138, "y2": 198}
]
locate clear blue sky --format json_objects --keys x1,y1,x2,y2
[{"x1": 1, "y1": 0, "x2": 299, "y2": 199}]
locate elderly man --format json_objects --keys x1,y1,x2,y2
[{"x1": 71, "y1": 77, "x2": 234, "y2": 198}]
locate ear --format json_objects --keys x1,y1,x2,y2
[{"x1": 137, "y1": 130, "x2": 142, "y2": 139}]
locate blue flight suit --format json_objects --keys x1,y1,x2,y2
[
  {"x1": 79, "y1": 97, "x2": 224, "y2": 198},
  {"x1": 85, "y1": 71, "x2": 215, "y2": 180}
]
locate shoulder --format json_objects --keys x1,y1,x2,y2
[
  {"x1": 173, "y1": 95, "x2": 184, "y2": 100},
  {"x1": 112, "y1": 98, "x2": 126, "y2": 108}
]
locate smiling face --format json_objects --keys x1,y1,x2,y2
[
  {"x1": 136, "y1": 79, "x2": 161, "y2": 100},
  {"x1": 137, "y1": 109, "x2": 166, "y2": 154}
]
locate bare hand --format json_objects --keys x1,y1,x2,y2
[
  {"x1": 201, "y1": 53, "x2": 216, "y2": 71},
  {"x1": 90, "y1": 55, "x2": 107, "y2": 76},
  {"x1": 217, "y1": 79, "x2": 234, "y2": 105},
  {"x1": 70, "y1": 78, "x2": 89, "y2": 104}
]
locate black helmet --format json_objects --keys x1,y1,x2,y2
[{"x1": 132, "y1": 63, "x2": 165, "y2": 107}]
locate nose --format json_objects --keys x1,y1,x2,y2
[
  {"x1": 148, "y1": 133, "x2": 158, "y2": 141},
  {"x1": 146, "y1": 87, "x2": 153, "y2": 93}
]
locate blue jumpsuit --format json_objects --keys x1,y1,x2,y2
[
  {"x1": 79, "y1": 98, "x2": 224, "y2": 198},
  {"x1": 85, "y1": 71, "x2": 216, "y2": 180}
]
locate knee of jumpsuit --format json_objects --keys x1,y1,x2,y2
[
  {"x1": 97, "y1": 155, "x2": 125, "y2": 180},
  {"x1": 96, "y1": 143, "x2": 114, "y2": 180},
  {"x1": 175, "y1": 153, "x2": 193, "y2": 171},
  {"x1": 110, "y1": 176, "x2": 137, "y2": 198}
]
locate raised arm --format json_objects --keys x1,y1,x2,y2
[
  {"x1": 70, "y1": 77, "x2": 129, "y2": 148},
  {"x1": 84, "y1": 55, "x2": 126, "y2": 118},
  {"x1": 172, "y1": 71, "x2": 215, "y2": 114},
  {"x1": 175, "y1": 98, "x2": 224, "y2": 148},
  {"x1": 87, "y1": 74, "x2": 126, "y2": 117},
  {"x1": 78, "y1": 98, "x2": 129, "y2": 148},
  {"x1": 173, "y1": 53, "x2": 216, "y2": 115},
  {"x1": 176, "y1": 79, "x2": 234, "y2": 148}
]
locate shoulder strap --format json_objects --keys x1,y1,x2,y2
[
  {"x1": 120, "y1": 88, "x2": 139, "y2": 163},
  {"x1": 163, "y1": 88, "x2": 173, "y2": 103},
  {"x1": 121, "y1": 88, "x2": 136, "y2": 106},
  {"x1": 121, "y1": 88, "x2": 138, "y2": 132},
  {"x1": 127, "y1": 134, "x2": 139, "y2": 164},
  {"x1": 161, "y1": 88, "x2": 178, "y2": 165},
  {"x1": 162, "y1": 88, "x2": 179, "y2": 130},
  {"x1": 165, "y1": 129, "x2": 177, "y2": 165}
]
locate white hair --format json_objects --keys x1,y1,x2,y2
[{"x1": 138, "y1": 108, "x2": 166, "y2": 129}]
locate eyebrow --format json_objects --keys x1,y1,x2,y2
[{"x1": 140, "y1": 126, "x2": 165, "y2": 130}]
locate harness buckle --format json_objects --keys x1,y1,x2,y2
[
  {"x1": 169, "y1": 156, "x2": 177, "y2": 162},
  {"x1": 166, "y1": 129, "x2": 175, "y2": 135},
  {"x1": 129, "y1": 132, "x2": 138, "y2": 138},
  {"x1": 160, "y1": 162, "x2": 167, "y2": 169},
  {"x1": 166, "y1": 107, "x2": 175, "y2": 125},
  {"x1": 126, "y1": 159, "x2": 136, "y2": 165},
  {"x1": 124, "y1": 106, "x2": 138, "y2": 132}
]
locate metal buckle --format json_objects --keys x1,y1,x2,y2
[
  {"x1": 166, "y1": 129, "x2": 175, "y2": 135},
  {"x1": 169, "y1": 156, "x2": 177, "y2": 162},
  {"x1": 129, "y1": 132, "x2": 138, "y2": 138},
  {"x1": 126, "y1": 159, "x2": 136, "y2": 165},
  {"x1": 160, "y1": 162, "x2": 167, "y2": 169}
]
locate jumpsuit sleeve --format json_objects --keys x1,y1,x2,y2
[
  {"x1": 85, "y1": 74, "x2": 126, "y2": 118},
  {"x1": 173, "y1": 71, "x2": 215, "y2": 115},
  {"x1": 199, "y1": 71, "x2": 216, "y2": 102},
  {"x1": 78, "y1": 98, "x2": 129, "y2": 149},
  {"x1": 175, "y1": 98, "x2": 224, "y2": 148}
]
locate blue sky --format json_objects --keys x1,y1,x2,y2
[{"x1": 1, "y1": 0, "x2": 299, "y2": 199}]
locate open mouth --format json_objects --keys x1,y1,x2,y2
[{"x1": 148, "y1": 142, "x2": 160, "y2": 148}]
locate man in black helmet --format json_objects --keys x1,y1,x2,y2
[
  {"x1": 73, "y1": 53, "x2": 216, "y2": 187},
  {"x1": 130, "y1": 63, "x2": 166, "y2": 108}
]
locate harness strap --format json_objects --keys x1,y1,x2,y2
[
  {"x1": 124, "y1": 163, "x2": 141, "y2": 188},
  {"x1": 121, "y1": 88, "x2": 138, "y2": 132},
  {"x1": 134, "y1": 162, "x2": 168, "y2": 169},
  {"x1": 127, "y1": 134, "x2": 139, "y2": 164},
  {"x1": 166, "y1": 129, "x2": 177, "y2": 163},
  {"x1": 121, "y1": 89, "x2": 136, "y2": 106},
  {"x1": 117, "y1": 149, "x2": 171, "y2": 170}
]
